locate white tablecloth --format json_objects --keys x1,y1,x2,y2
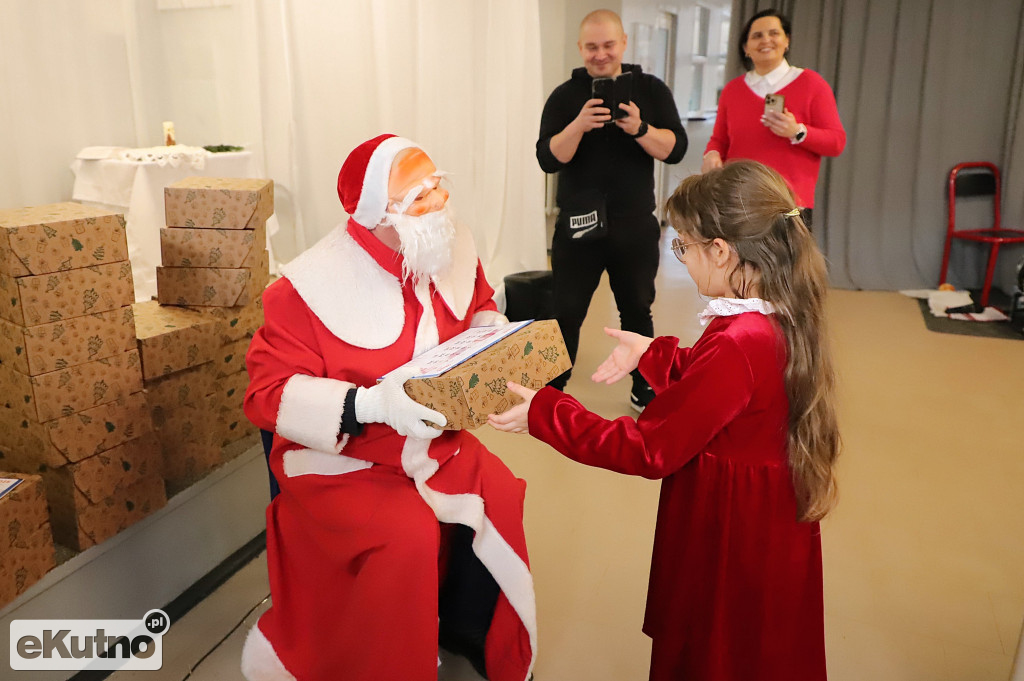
[{"x1": 70, "y1": 147, "x2": 279, "y2": 302}]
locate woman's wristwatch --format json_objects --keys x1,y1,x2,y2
[{"x1": 791, "y1": 123, "x2": 808, "y2": 144}]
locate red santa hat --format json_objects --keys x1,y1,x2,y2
[{"x1": 337, "y1": 133, "x2": 418, "y2": 228}]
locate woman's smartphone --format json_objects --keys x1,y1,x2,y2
[{"x1": 764, "y1": 93, "x2": 785, "y2": 115}]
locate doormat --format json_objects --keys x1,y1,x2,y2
[{"x1": 915, "y1": 289, "x2": 1024, "y2": 340}]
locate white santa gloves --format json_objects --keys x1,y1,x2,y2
[{"x1": 354, "y1": 365, "x2": 447, "y2": 439}]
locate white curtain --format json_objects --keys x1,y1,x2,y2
[
  {"x1": 0, "y1": 1, "x2": 137, "y2": 208},
  {"x1": 257, "y1": 0, "x2": 549, "y2": 286},
  {"x1": 0, "y1": 0, "x2": 548, "y2": 294}
]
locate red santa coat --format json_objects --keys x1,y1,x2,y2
[
  {"x1": 241, "y1": 218, "x2": 536, "y2": 681},
  {"x1": 528, "y1": 312, "x2": 826, "y2": 681}
]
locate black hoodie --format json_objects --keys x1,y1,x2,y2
[{"x1": 536, "y1": 63, "x2": 687, "y2": 217}]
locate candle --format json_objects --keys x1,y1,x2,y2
[{"x1": 163, "y1": 121, "x2": 176, "y2": 146}]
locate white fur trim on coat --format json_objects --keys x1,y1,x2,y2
[
  {"x1": 240, "y1": 624, "x2": 297, "y2": 681},
  {"x1": 275, "y1": 374, "x2": 354, "y2": 453},
  {"x1": 470, "y1": 310, "x2": 508, "y2": 327},
  {"x1": 282, "y1": 226, "x2": 404, "y2": 349},
  {"x1": 401, "y1": 437, "x2": 537, "y2": 679},
  {"x1": 281, "y1": 223, "x2": 480, "y2": 350},
  {"x1": 352, "y1": 137, "x2": 417, "y2": 228},
  {"x1": 283, "y1": 447, "x2": 372, "y2": 478}
]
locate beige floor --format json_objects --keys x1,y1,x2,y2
[{"x1": 111, "y1": 230, "x2": 1024, "y2": 681}]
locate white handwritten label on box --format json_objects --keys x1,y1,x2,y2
[
  {"x1": 387, "y1": 320, "x2": 533, "y2": 379},
  {"x1": 0, "y1": 477, "x2": 24, "y2": 501}
]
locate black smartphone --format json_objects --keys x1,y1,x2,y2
[
  {"x1": 592, "y1": 77, "x2": 617, "y2": 122},
  {"x1": 592, "y1": 73, "x2": 632, "y2": 122}
]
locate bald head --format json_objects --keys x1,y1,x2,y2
[{"x1": 579, "y1": 9, "x2": 624, "y2": 37}]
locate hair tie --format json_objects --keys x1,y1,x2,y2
[{"x1": 784, "y1": 208, "x2": 801, "y2": 217}]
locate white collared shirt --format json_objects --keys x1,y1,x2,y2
[
  {"x1": 698, "y1": 297, "x2": 776, "y2": 327},
  {"x1": 744, "y1": 59, "x2": 803, "y2": 98}
]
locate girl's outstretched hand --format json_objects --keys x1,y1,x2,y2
[
  {"x1": 487, "y1": 381, "x2": 538, "y2": 434},
  {"x1": 591, "y1": 327, "x2": 654, "y2": 385}
]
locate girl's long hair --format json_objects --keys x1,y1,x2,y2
[{"x1": 666, "y1": 160, "x2": 840, "y2": 522}]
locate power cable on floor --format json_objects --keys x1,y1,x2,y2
[{"x1": 179, "y1": 593, "x2": 271, "y2": 681}]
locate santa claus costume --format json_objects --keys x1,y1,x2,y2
[{"x1": 241, "y1": 135, "x2": 536, "y2": 681}]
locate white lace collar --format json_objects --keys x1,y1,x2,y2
[{"x1": 698, "y1": 297, "x2": 775, "y2": 327}]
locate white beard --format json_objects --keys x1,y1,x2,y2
[{"x1": 384, "y1": 206, "x2": 457, "y2": 283}]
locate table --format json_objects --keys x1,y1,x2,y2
[{"x1": 70, "y1": 147, "x2": 279, "y2": 302}]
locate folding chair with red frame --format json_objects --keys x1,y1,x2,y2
[{"x1": 940, "y1": 162, "x2": 1024, "y2": 309}]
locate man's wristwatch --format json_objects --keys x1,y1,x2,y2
[
  {"x1": 630, "y1": 120, "x2": 649, "y2": 139},
  {"x1": 791, "y1": 123, "x2": 807, "y2": 144}
]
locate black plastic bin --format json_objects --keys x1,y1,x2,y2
[{"x1": 503, "y1": 270, "x2": 554, "y2": 322}]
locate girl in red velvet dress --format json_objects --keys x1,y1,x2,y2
[{"x1": 490, "y1": 159, "x2": 840, "y2": 681}]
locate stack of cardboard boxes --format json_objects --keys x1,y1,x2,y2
[
  {"x1": 0, "y1": 203, "x2": 165, "y2": 551},
  {"x1": 140, "y1": 177, "x2": 272, "y2": 494},
  {"x1": 0, "y1": 474, "x2": 56, "y2": 607}
]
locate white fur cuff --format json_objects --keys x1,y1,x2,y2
[{"x1": 275, "y1": 374, "x2": 354, "y2": 453}]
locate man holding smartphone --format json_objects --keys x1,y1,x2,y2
[{"x1": 536, "y1": 9, "x2": 687, "y2": 412}]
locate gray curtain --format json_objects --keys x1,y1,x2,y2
[{"x1": 729, "y1": 0, "x2": 1024, "y2": 295}]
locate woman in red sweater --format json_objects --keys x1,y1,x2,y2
[
  {"x1": 702, "y1": 9, "x2": 845, "y2": 226},
  {"x1": 490, "y1": 160, "x2": 840, "y2": 680}
]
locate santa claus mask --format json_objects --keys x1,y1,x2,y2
[{"x1": 383, "y1": 148, "x2": 456, "y2": 282}]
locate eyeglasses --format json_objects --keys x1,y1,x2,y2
[{"x1": 670, "y1": 237, "x2": 710, "y2": 261}]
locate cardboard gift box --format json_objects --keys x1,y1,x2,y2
[
  {"x1": 400, "y1": 319, "x2": 571, "y2": 430},
  {"x1": 0, "y1": 474, "x2": 50, "y2": 553},
  {"x1": 0, "y1": 261, "x2": 135, "y2": 327},
  {"x1": 162, "y1": 440, "x2": 222, "y2": 496},
  {"x1": 0, "y1": 305, "x2": 136, "y2": 376},
  {"x1": 160, "y1": 222, "x2": 267, "y2": 268},
  {"x1": 211, "y1": 404, "x2": 257, "y2": 450},
  {"x1": 0, "y1": 474, "x2": 56, "y2": 607},
  {"x1": 186, "y1": 295, "x2": 264, "y2": 344},
  {"x1": 144, "y1": 361, "x2": 215, "y2": 414},
  {"x1": 48, "y1": 472, "x2": 166, "y2": 551},
  {"x1": 133, "y1": 300, "x2": 220, "y2": 380},
  {"x1": 42, "y1": 433, "x2": 160, "y2": 509},
  {"x1": 164, "y1": 177, "x2": 274, "y2": 230},
  {"x1": 0, "y1": 526, "x2": 56, "y2": 607},
  {"x1": 208, "y1": 367, "x2": 249, "y2": 409},
  {"x1": 211, "y1": 336, "x2": 252, "y2": 378},
  {"x1": 0, "y1": 349, "x2": 143, "y2": 423},
  {"x1": 156, "y1": 252, "x2": 269, "y2": 307},
  {"x1": 145, "y1": 362, "x2": 219, "y2": 489},
  {"x1": 0, "y1": 392, "x2": 152, "y2": 470},
  {"x1": 0, "y1": 203, "x2": 128, "y2": 278},
  {"x1": 207, "y1": 369, "x2": 252, "y2": 448}
]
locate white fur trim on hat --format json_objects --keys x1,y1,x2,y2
[
  {"x1": 352, "y1": 136, "x2": 417, "y2": 227},
  {"x1": 275, "y1": 374, "x2": 354, "y2": 453}
]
